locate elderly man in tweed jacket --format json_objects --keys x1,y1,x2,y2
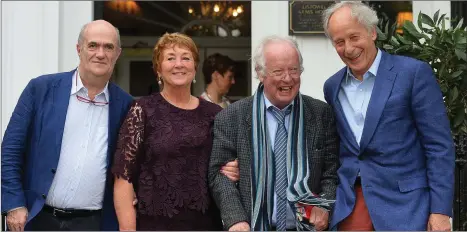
[{"x1": 208, "y1": 36, "x2": 339, "y2": 231}]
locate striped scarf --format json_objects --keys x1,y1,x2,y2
[{"x1": 250, "y1": 84, "x2": 334, "y2": 231}]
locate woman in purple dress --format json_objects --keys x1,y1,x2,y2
[{"x1": 112, "y1": 33, "x2": 238, "y2": 230}]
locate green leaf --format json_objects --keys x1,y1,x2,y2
[
  {"x1": 390, "y1": 37, "x2": 400, "y2": 47},
  {"x1": 461, "y1": 125, "x2": 467, "y2": 134},
  {"x1": 433, "y1": 10, "x2": 440, "y2": 26},
  {"x1": 453, "y1": 30, "x2": 467, "y2": 44},
  {"x1": 395, "y1": 33, "x2": 412, "y2": 45},
  {"x1": 376, "y1": 26, "x2": 387, "y2": 41},
  {"x1": 420, "y1": 13, "x2": 435, "y2": 27},
  {"x1": 450, "y1": 87, "x2": 459, "y2": 104},
  {"x1": 394, "y1": 45, "x2": 412, "y2": 54},
  {"x1": 453, "y1": 107, "x2": 465, "y2": 127},
  {"x1": 440, "y1": 84, "x2": 448, "y2": 93},
  {"x1": 453, "y1": 30, "x2": 463, "y2": 44},
  {"x1": 438, "y1": 14, "x2": 447, "y2": 26},
  {"x1": 445, "y1": 35, "x2": 454, "y2": 45},
  {"x1": 455, "y1": 49, "x2": 467, "y2": 61},
  {"x1": 455, "y1": 18, "x2": 464, "y2": 30},
  {"x1": 383, "y1": 44, "x2": 394, "y2": 50},
  {"x1": 417, "y1": 11, "x2": 423, "y2": 30},
  {"x1": 452, "y1": 70, "x2": 463, "y2": 78},
  {"x1": 403, "y1": 21, "x2": 423, "y2": 39}
]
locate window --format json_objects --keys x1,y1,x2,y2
[
  {"x1": 96, "y1": 1, "x2": 251, "y2": 37},
  {"x1": 364, "y1": 1, "x2": 413, "y2": 34}
]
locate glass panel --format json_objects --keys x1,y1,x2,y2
[
  {"x1": 364, "y1": 1, "x2": 413, "y2": 34},
  {"x1": 227, "y1": 60, "x2": 249, "y2": 101},
  {"x1": 129, "y1": 61, "x2": 158, "y2": 96},
  {"x1": 102, "y1": 1, "x2": 251, "y2": 37}
]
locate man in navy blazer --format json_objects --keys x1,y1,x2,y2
[
  {"x1": 1, "y1": 20, "x2": 133, "y2": 231},
  {"x1": 322, "y1": 2, "x2": 454, "y2": 231}
]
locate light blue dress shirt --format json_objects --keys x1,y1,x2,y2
[
  {"x1": 338, "y1": 49, "x2": 382, "y2": 145},
  {"x1": 264, "y1": 95, "x2": 296, "y2": 229},
  {"x1": 46, "y1": 71, "x2": 109, "y2": 210}
]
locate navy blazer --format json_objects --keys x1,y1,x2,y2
[
  {"x1": 1, "y1": 70, "x2": 133, "y2": 230},
  {"x1": 324, "y1": 51, "x2": 455, "y2": 230}
]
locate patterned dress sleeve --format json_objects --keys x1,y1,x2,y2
[{"x1": 111, "y1": 100, "x2": 145, "y2": 183}]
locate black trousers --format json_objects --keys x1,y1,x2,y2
[{"x1": 27, "y1": 207, "x2": 101, "y2": 231}]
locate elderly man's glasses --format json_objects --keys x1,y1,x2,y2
[{"x1": 268, "y1": 67, "x2": 302, "y2": 78}]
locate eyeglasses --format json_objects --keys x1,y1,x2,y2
[
  {"x1": 76, "y1": 95, "x2": 109, "y2": 106},
  {"x1": 74, "y1": 71, "x2": 109, "y2": 106},
  {"x1": 267, "y1": 67, "x2": 302, "y2": 79}
]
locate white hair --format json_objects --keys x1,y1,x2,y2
[
  {"x1": 322, "y1": 1, "x2": 379, "y2": 38},
  {"x1": 252, "y1": 35, "x2": 303, "y2": 77},
  {"x1": 77, "y1": 22, "x2": 121, "y2": 47}
]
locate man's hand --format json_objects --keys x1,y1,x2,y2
[
  {"x1": 229, "y1": 221, "x2": 250, "y2": 231},
  {"x1": 308, "y1": 206, "x2": 329, "y2": 231},
  {"x1": 221, "y1": 159, "x2": 239, "y2": 182},
  {"x1": 427, "y1": 213, "x2": 451, "y2": 231},
  {"x1": 6, "y1": 207, "x2": 28, "y2": 231}
]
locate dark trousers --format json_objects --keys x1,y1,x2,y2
[{"x1": 28, "y1": 207, "x2": 101, "y2": 231}]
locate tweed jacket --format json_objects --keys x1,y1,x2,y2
[{"x1": 208, "y1": 95, "x2": 339, "y2": 229}]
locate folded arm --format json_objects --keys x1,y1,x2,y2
[
  {"x1": 320, "y1": 105, "x2": 340, "y2": 200},
  {"x1": 208, "y1": 112, "x2": 249, "y2": 230}
]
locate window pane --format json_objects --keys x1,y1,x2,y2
[{"x1": 101, "y1": 1, "x2": 251, "y2": 37}]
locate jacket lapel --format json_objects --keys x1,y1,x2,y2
[
  {"x1": 53, "y1": 70, "x2": 74, "y2": 154},
  {"x1": 107, "y1": 83, "x2": 122, "y2": 166},
  {"x1": 331, "y1": 69, "x2": 360, "y2": 153},
  {"x1": 359, "y1": 52, "x2": 396, "y2": 153},
  {"x1": 303, "y1": 99, "x2": 318, "y2": 152}
]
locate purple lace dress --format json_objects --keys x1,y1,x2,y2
[{"x1": 112, "y1": 93, "x2": 223, "y2": 230}]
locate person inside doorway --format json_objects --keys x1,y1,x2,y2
[{"x1": 200, "y1": 53, "x2": 236, "y2": 108}]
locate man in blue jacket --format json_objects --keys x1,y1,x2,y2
[
  {"x1": 322, "y1": 2, "x2": 454, "y2": 231},
  {"x1": 1, "y1": 20, "x2": 133, "y2": 231}
]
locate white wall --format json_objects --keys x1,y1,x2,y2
[
  {"x1": 1, "y1": 1, "x2": 92, "y2": 137},
  {"x1": 413, "y1": 1, "x2": 450, "y2": 28},
  {"x1": 251, "y1": 1, "x2": 451, "y2": 101}
]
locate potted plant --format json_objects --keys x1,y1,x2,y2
[
  {"x1": 376, "y1": 10, "x2": 467, "y2": 230},
  {"x1": 376, "y1": 10, "x2": 467, "y2": 134}
]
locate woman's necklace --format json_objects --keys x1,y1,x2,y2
[
  {"x1": 161, "y1": 91, "x2": 192, "y2": 108},
  {"x1": 205, "y1": 90, "x2": 219, "y2": 104}
]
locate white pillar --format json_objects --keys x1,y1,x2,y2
[
  {"x1": 59, "y1": 1, "x2": 93, "y2": 72},
  {"x1": 1, "y1": 1, "x2": 92, "y2": 137},
  {"x1": 1, "y1": 1, "x2": 60, "y2": 137},
  {"x1": 251, "y1": 1, "x2": 289, "y2": 94}
]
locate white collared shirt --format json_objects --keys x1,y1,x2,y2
[{"x1": 46, "y1": 71, "x2": 109, "y2": 210}]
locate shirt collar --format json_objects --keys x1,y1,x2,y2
[
  {"x1": 263, "y1": 94, "x2": 294, "y2": 111},
  {"x1": 71, "y1": 70, "x2": 110, "y2": 102},
  {"x1": 346, "y1": 48, "x2": 382, "y2": 82}
]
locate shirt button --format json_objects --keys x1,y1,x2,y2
[
  {"x1": 359, "y1": 88, "x2": 363, "y2": 92},
  {"x1": 42, "y1": 194, "x2": 47, "y2": 199},
  {"x1": 51, "y1": 169, "x2": 56, "y2": 174}
]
